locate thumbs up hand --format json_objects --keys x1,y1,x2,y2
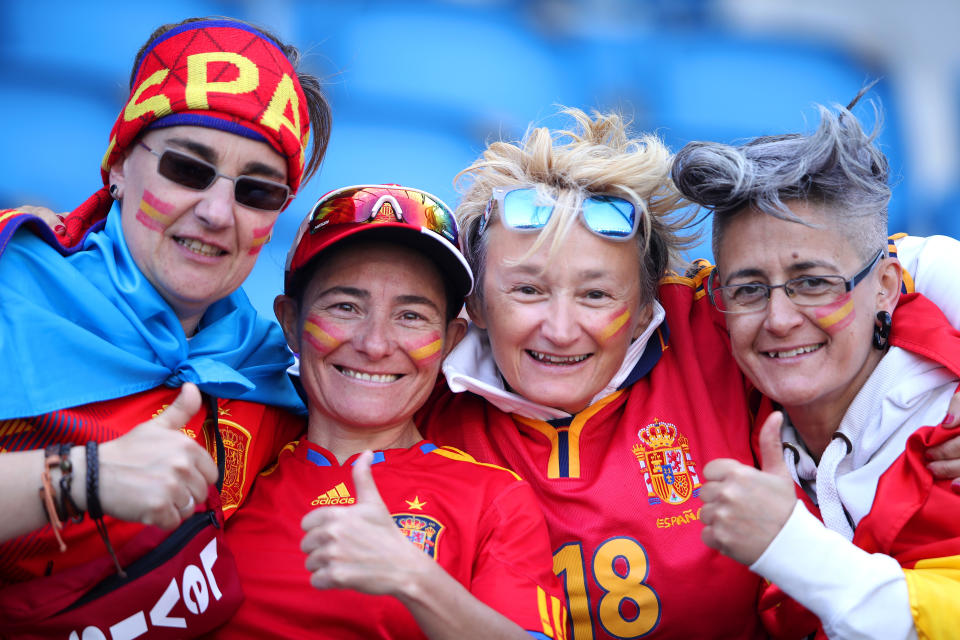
[
  {"x1": 301, "y1": 450, "x2": 428, "y2": 596},
  {"x1": 351, "y1": 449, "x2": 390, "y2": 511},
  {"x1": 98, "y1": 383, "x2": 219, "y2": 529},
  {"x1": 699, "y1": 412, "x2": 798, "y2": 566}
]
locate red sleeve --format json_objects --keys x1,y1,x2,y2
[
  {"x1": 470, "y1": 480, "x2": 568, "y2": 640},
  {"x1": 758, "y1": 420, "x2": 960, "y2": 640},
  {"x1": 855, "y1": 422, "x2": 960, "y2": 559}
]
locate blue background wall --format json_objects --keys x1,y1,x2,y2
[{"x1": 2, "y1": 0, "x2": 956, "y2": 317}]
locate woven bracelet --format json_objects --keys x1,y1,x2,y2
[
  {"x1": 85, "y1": 441, "x2": 103, "y2": 520},
  {"x1": 86, "y1": 441, "x2": 125, "y2": 577}
]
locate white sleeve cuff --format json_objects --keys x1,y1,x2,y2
[{"x1": 750, "y1": 502, "x2": 916, "y2": 640}]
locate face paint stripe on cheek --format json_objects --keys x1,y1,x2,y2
[
  {"x1": 303, "y1": 316, "x2": 345, "y2": 354},
  {"x1": 598, "y1": 308, "x2": 631, "y2": 343},
  {"x1": 406, "y1": 333, "x2": 443, "y2": 365},
  {"x1": 814, "y1": 293, "x2": 856, "y2": 334},
  {"x1": 247, "y1": 224, "x2": 275, "y2": 256},
  {"x1": 135, "y1": 189, "x2": 176, "y2": 232}
]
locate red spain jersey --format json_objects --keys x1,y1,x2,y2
[
  {"x1": 419, "y1": 268, "x2": 767, "y2": 640},
  {"x1": 216, "y1": 439, "x2": 568, "y2": 640},
  {"x1": 0, "y1": 386, "x2": 303, "y2": 584}
]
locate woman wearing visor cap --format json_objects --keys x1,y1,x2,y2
[
  {"x1": 0, "y1": 16, "x2": 330, "y2": 636},
  {"x1": 416, "y1": 106, "x2": 960, "y2": 639},
  {"x1": 214, "y1": 184, "x2": 567, "y2": 639},
  {"x1": 672, "y1": 99, "x2": 960, "y2": 639}
]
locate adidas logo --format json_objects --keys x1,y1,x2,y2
[{"x1": 311, "y1": 482, "x2": 355, "y2": 506}]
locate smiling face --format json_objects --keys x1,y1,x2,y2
[
  {"x1": 110, "y1": 125, "x2": 288, "y2": 334},
  {"x1": 716, "y1": 201, "x2": 900, "y2": 426},
  {"x1": 278, "y1": 242, "x2": 466, "y2": 439},
  {"x1": 470, "y1": 220, "x2": 652, "y2": 413}
]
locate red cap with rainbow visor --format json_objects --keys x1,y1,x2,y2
[{"x1": 284, "y1": 185, "x2": 474, "y2": 303}]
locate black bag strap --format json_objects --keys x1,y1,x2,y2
[{"x1": 201, "y1": 392, "x2": 226, "y2": 492}]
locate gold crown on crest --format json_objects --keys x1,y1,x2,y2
[
  {"x1": 398, "y1": 517, "x2": 428, "y2": 531},
  {"x1": 637, "y1": 419, "x2": 678, "y2": 449}
]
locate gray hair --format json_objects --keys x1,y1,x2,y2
[
  {"x1": 671, "y1": 98, "x2": 891, "y2": 262},
  {"x1": 456, "y1": 107, "x2": 697, "y2": 307}
]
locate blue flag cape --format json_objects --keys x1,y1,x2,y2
[{"x1": 0, "y1": 209, "x2": 306, "y2": 420}]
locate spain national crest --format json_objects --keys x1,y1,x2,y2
[
  {"x1": 392, "y1": 513, "x2": 443, "y2": 558},
  {"x1": 632, "y1": 418, "x2": 701, "y2": 505}
]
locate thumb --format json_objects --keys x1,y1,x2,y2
[
  {"x1": 156, "y1": 383, "x2": 203, "y2": 431},
  {"x1": 352, "y1": 450, "x2": 386, "y2": 509},
  {"x1": 941, "y1": 390, "x2": 960, "y2": 429},
  {"x1": 758, "y1": 411, "x2": 789, "y2": 477}
]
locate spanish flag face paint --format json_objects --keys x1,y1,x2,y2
[
  {"x1": 302, "y1": 314, "x2": 347, "y2": 355},
  {"x1": 598, "y1": 307, "x2": 632, "y2": 343},
  {"x1": 813, "y1": 292, "x2": 856, "y2": 335},
  {"x1": 247, "y1": 224, "x2": 274, "y2": 256},
  {"x1": 290, "y1": 244, "x2": 458, "y2": 434},
  {"x1": 404, "y1": 332, "x2": 444, "y2": 366},
  {"x1": 116, "y1": 126, "x2": 290, "y2": 331},
  {"x1": 136, "y1": 189, "x2": 176, "y2": 232}
]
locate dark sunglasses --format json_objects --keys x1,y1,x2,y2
[
  {"x1": 138, "y1": 142, "x2": 292, "y2": 212},
  {"x1": 308, "y1": 184, "x2": 458, "y2": 245}
]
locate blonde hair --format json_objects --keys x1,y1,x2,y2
[{"x1": 456, "y1": 107, "x2": 696, "y2": 305}]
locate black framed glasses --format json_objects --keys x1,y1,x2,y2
[
  {"x1": 138, "y1": 142, "x2": 292, "y2": 212},
  {"x1": 708, "y1": 249, "x2": 885, "y2": 314}
]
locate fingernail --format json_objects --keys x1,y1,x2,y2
[
  {"x1": 55, "y1": 214, "x2": 66, "y2": 222},
  {"x1": 942, "y1": 413, "x2": 955, "y2": 426},
  {"x1": 952, "y1": 479, "x2": 960, "y2": 494},
  {"x1": 54, "y1": 225, "x2": 66, "y2": 235}
]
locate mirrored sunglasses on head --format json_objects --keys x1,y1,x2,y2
[
  {"x1": 308, "y1": 184, "x2": 459, "y2": 245},
  {"x1": 138, "y1": 142, "x2": 292, "y2": 212},
  {"x1": 481, "y1": 186, "x2": 640, "y2": 240}
]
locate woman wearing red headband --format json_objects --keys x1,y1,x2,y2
[{"x1": 0, "y1": 17, "x2": 330, "y2": 636}]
